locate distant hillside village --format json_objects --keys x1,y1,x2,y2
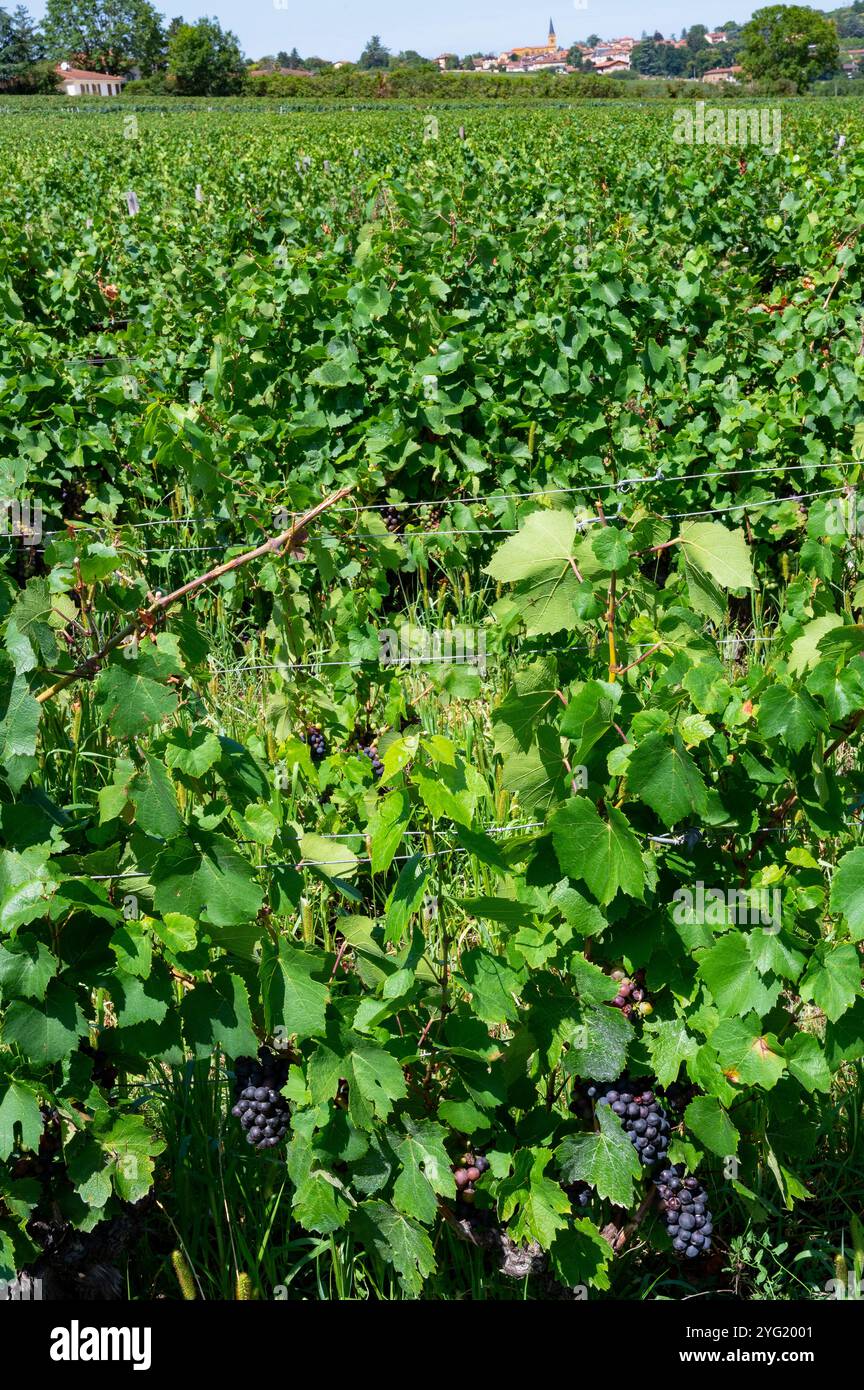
[
  {"x1": 248, "y1": 10, "x2": 864, "y2": 84},
  {"x1": 425, "y1": 18, "x2": 743, "y2": 80},
  {"x1": 1, "y1": 2, "x2": 864, "y2": 96}
]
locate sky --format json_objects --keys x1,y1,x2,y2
[{"x1": 26, "y1": 1, "x2": 764, "y2": 62}]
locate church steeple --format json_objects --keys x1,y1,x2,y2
[{"x1": 548, "y1": 17, "x2": 557, "y2": 49}]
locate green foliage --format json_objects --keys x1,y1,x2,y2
[
  {"x1": 0, "y1": 99, "x2": 862, "y2": 1300},
  {"x1": 167, "y1": 17, "x2": 246, "y2": 96},
  {"x1": 741, "y1": 5, "x2": 841, "y2": 89}
]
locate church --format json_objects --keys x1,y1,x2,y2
[{"x1": 498, "y1": 18, "x2": 566, "y2": 66}]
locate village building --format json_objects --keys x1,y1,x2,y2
[
  {"x1": 498, "y1": 17, "x2": 568, "y2": 67},
  {"x1": 55, "y1": 62, "x2": 126, "y2": 96},
  {"x1": 702, "y1": 64, "x2": 743, "y2": 84},
  {"x1": 591, "y1": 58, "x2": 631, "y2": 75}
]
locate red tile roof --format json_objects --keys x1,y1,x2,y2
[{"x1": 56, "y1": 65, "x2": 126, "y2": 82}]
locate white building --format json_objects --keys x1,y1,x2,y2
[{"x1": 56, "y1": 63, "x2": 126, "y2": 96}]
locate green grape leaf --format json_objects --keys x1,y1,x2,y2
[
  {"x1": 556, "y1": 1103, "x2": 641, "y2": 1207},
  {"x1": 550, "y1": 798, "x2": 644, "y2": 905}
]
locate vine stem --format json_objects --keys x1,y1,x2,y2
[
  {"x1": 600, "y1": 1183, "x2": 658, "y2": 1253},
  {"x1": 36, "y1": 485, "x2": 355, "y2": 705}
]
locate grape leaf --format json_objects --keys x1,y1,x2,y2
[
  {"x1": 0, "y1": 933, "x2": 57, "y2": 1000},
  {"x1": 550, "y1": 798, "x2": 644, "y2": 905},
  {"x1": 556, "y1": 1103, "x2": 641, "y2": 1207},
  {"x1": 829, "y1": 846, "x2": 864, "y2": 941},
  {"x1": 1, "y1": 981, "x2": 86, "y2": 1062},
  {"x1": 460, "y1": 947, "x2": 523, "y2": 1023},
  {"x1": 391, "y1": 1116, "x2": 452, "y2": 1224},
  {"x1": 260, "y1": 938, "x2": 329, "y2": 1041},
  {"x1": 499, "y1": 1146, "x2": 572, "y2": 1248},
  {"x1": 0, "y1": 1079, "x2": 42, "y2": 1159},
  {"x1": 627, "y1": 732, "x2": 708, "y2": 828},
  {"x1": 152, "y1": 832, "x2": 263, "y2": 928},
  {"x1": 683, "y1": 1096, "x2": 739, "y2": 1157},
  {"x1": 354, "y1": 1201, "x2": 436, "y2": 1296}
]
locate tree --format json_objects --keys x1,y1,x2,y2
[
  {"x1": 392, "y1": 49, "x2": 430, "y2": 67},
  {"x1": 566, "y1": 43, "x2": 584, "y2": 68},
  {"x1": 585, "y1": 33, "x2": 600, "y2": 47},
  {"x1": 687, "y1": 23, "x2": 709, "y2": 50},
  {"x1": 42, "y1": 0, "x2": 166, "y2": 74},
  {"x1": 0, "y1": 3, "x2": 44, "y2": 71},
  {"x1": 741, "y1": 4, "x2": 839, "y2": 88},
  {"x1": 358, "y1": 34, "x2": 389, "y2": 69},
  {"x1": 167, "y1": 16, "x2": 246, "y2": 95}
]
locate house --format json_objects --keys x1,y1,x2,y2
[
  {"x1": 56, "y1": 62, "x2": 126, "y2": 95},
  {"x1": 436, "y1": 53, "x2": 457, "y2": 69},
  {"x1": 591, "y1": 58, "x2": 631, "y2": 74},
  {"x1": 702, "y1": 64, "x2": 743, "y2": 84},
  {"x1": 706, "y1": 31, "x2": 729, "y2": 44}
]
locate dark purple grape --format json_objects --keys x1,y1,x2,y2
[
  {"x1": 656, "y1": 1164, "x2": 714, "y2": 1260},
  {"x1": 231, "y1": 1048, "x2": 290, "y2": 1151}
]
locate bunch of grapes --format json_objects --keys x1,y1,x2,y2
[
  {"x1": 300, "y1": 725, "x2": 328, "y2": 764},
  {"x1": 452, "y1": 1150, "x2": 490, "y2": 1205},
  {"x1": 564, "y1": 1180, "x2": 592, "y2": 1209},
  {"x1": 360, "y1": 743, "x2": 385, "y2": 781},
  {"x1": 381, "y1": 505, "x2": 406, "y2": 534},
  {"x1": 421, "y1": 504, "x2": 443, "y2": 530},
  {"x1": 592, "y1": 1079, "x2": 671, "y2": 1167},
  {"x1": 608, "y1": 967, "x2": 651, "y2": 1019},
  {"x1": 655, "y1": 1165, "x2": 714, "y2": 1259},
  {"x1": 231, "y1": 1048, "x2": 290, "y2": 1150}
]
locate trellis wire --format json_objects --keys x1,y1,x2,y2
[
  {"x1": 69, "y1": 819, "x2": 813, "y2": 881},
  {"x1": 29, "y1": 458, "x2": 859, "y2": 541}
]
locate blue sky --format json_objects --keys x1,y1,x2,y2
[{"x1": 28, "y1": 2, "x2": 762, "y2": 61}]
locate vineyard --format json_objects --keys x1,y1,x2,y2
[{"x1": 1, "y1": 98, "x2": 864, "y2": 1304}]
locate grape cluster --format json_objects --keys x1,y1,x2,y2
[
  {"x1": 452, "y1": 1150, "x2": 490, "y2": 1205},
  {"x1": 564, "y1": 1181, "x2": 592, "y2": 1209},
  {"x1": 231, "y1": 1049, "x2": 290, "y2": 1149},
  {"x1": 608, "y1": 967, "x2": 651, "y2": 1019},
  {"x1": 360, "y1": 743, "x2": 385, "y2": 780},
  {"x1": 300, "y1": 725, "x2": 328, "y2": 764},
  {"x1": 592, "y1": 1079, "x2": 671, "y2": 1167},
  {"x1": 381, "y1": 504, "x2": 444, "y2": 534},
  {"x1": 656, "y1": 1165, "x2": 713, "y2": 1259}
]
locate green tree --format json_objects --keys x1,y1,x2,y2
[
  {"x1": 687, "y1": 23, "x2": 710, "y2": 50},
  {"x1": 358, "y1": 34, "x2": 389, "y2": 69},
  {"x1": 167, "y1": 16, "x2": 246, "y2": 95},
  {"x1": 0, "y1": 3, "x2": 44, "y2": 71},
  {"x1": 392, "y1": 49, "x2": 431, "y2": 67},
  {"x1": 566, "y1": 43, "x2": 584, "y2": 68},
  {"x1": 585, "y1": 32, "x2": 600, "y2": 47},
  {"x1": 42, "y1": 0, "x2": 165, "y2": 73},
  {"x1": 741, "y1": 4, "x2": 839, "y2": 88}
]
